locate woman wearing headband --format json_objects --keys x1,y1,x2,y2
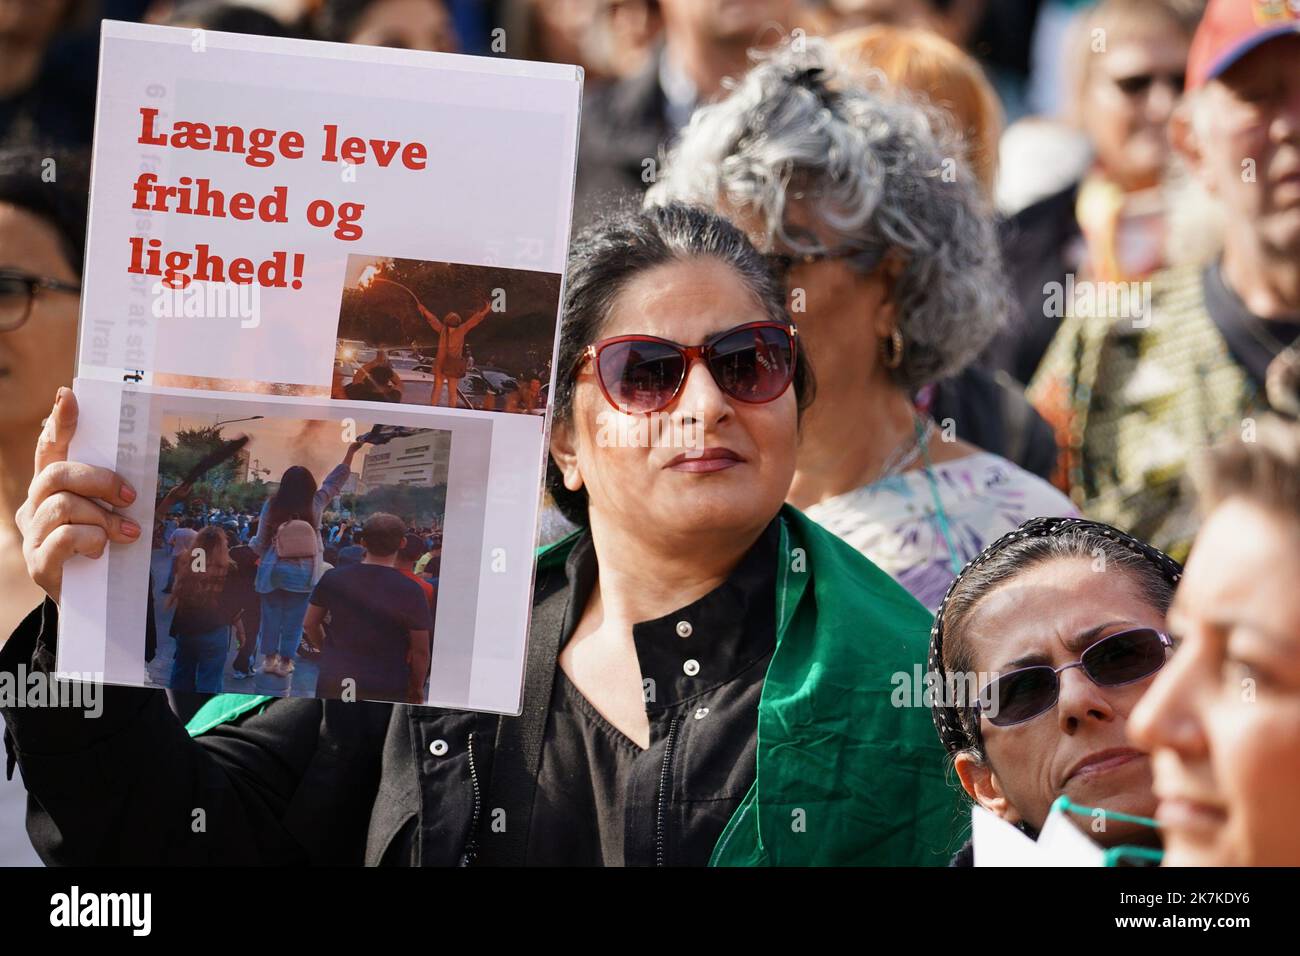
[
  {"x1": 1130, "y1": 414, "x2": 1300, "y2": 866},
  {"x1": 928, "y1": 516, "x2": 1182, "y2": 862}
]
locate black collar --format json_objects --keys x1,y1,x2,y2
[
  {"x1": 560, "y1": 519, "x2": 780, "y2": 709},
  {"x1": 1203, "y1": 259, "x2": 1300, "y2": 390}
]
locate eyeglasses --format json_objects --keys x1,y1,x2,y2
[
  {"x1": 575, "y1": 320, "x2": 797, "y2": 415},
  {"x1": 1112, "y1": 71, "x2": 1185, "y2": 97},
  {"x1": 763, "y1": 245, "x2": 882, "y2": 282},
  {"x1": 974, "y1": 627, "x2": 1173, "y2": 728},
  {"x1": 0, "y1": 269, "x2": 81, "y2": 332}
]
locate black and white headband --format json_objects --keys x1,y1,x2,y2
[{"x1": 927, "y1": 516, "x2": 1184, "y2": 756}]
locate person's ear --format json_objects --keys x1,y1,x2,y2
[
  {"x1": 954, "y1": 751, "x2": 1022, "y2": 825},
  {"x1": 1170, "y1": 97, "x2": 1215, "y2": 197},
  {"x1": 868, "y1": 250, "x2": 907, "y2": 340},
  {"x1": 549, "y1": 416, "x2": 584, "y2": 494}
]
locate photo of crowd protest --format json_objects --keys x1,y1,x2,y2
[
  {"x1": 331, "y1": 254, "x2": 559, "y2": 412},
  {"x1": 4, "y1": 0, "x2": 1300, "y2": 896},
  {"x1": 149, "y1": 413, "x2": 450, "y2": 704}
]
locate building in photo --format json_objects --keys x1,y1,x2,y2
[{"x1": 359, "y1": 429, "x2": 452, "y2": 492}]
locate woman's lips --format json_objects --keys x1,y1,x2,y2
[
  {"x1": 1063, "y1": 748, "x2": 1144, "y2": 785},
  {"x1": 1155, "y1": 797, "x2": 1228, "y2": 835},
  {"x1": 664, "y1": 447, "x2": 744, "y2": 473},
  {"x1": 1273, "y1": 169, "x2": 1300, "y2": 200}
]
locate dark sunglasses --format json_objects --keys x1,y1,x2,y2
[
  {"x1": 974, "y1": 627, "x2": 1173, "y2": 728},
  {"x1": 1113, "y1": 72, "x2": 1185, "y2": 97},
  {"x1": 575, "y1": 320, "x2": 797, "y2": 415}
]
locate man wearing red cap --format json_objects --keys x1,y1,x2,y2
[{"x1": 1030, "y1": 0, "x2": 1300, "y2": 560}]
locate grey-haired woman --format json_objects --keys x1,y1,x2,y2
[{"x1": 648, "y1": 38, "x2": 1075, "y2": 610}]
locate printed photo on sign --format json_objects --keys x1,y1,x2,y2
[
  {"x1": 58, "y1": 22, "x2": 581, "y2": 716},
  {"x1": 331, "y1": 255, "x2": 559, "y2": 413},
  {"x1": 149, "y1": 412, "x2": 449, "y2": 704}
]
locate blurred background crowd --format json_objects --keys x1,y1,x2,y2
[{"x1": 0, "y1": 0, "x2": 1216, "y2": 222}]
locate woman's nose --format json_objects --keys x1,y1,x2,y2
[
  {"x1": 672, "y1": 358, "x2": 732, "y2": 425},
  {"x1": 1129, "y1": 642, "x2": 1206, "y2": 758},
  {"x1": 1144, "y1": 78, "x2": 1180, "y2": 120},
  {"x1": 1056, "y1": 665, "x2": 1116, "y2": 733}
]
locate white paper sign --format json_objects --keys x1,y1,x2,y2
[
  {"x1": 58, "y1": 21, "x2": 582, "y2": 714},
  {"x1": 971, "y1": 804, "x2": 1105, "y2": 866}
]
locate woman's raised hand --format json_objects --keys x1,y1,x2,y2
[{"x1": 16, "y1": 388, "x2": 141, "y2": 604}]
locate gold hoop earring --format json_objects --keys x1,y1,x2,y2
[{"x1": 880, "y1": 328, "x2": 904, "y2": 370}]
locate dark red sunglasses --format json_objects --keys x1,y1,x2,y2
[{"x1": 574, "y1": 321, "x2": 798, "y2": 414}]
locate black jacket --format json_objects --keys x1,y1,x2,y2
[
  {"x1": 0, "y1": 528, "x2": 771, "y2": 866},
  {"x1": 2, "y1": 598, "x2": 490, "y2": 865},
  {"x1": 982, "y1": 181, "x2": 1083, "y2": 385},
  {"x1": 926, "y1": 365, "x2": 1059, "y2": 481}
]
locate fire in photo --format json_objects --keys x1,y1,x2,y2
[
  {"x1": 331, "y1": 254, "x2": 559, "y2": 413},
  {"x1": 149, "y1": 412, "x2": 451, "y2": 705}
]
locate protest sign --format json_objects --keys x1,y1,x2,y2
[{"x1": 57, "y1": 21, "x2": 582, "y2": 713}]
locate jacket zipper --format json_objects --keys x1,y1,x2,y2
[
  {"x1": 459, "y1": 731, "x2": 483, "y2": 866},
  {"x1": 656, "y1": 717, "x2": 679, "y2": 867}
]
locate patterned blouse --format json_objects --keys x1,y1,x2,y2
[{"x1": 803, "y1": 452, "x2": 1078, "y2": 611}]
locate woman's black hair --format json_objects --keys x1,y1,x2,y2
[
  {"x1": 928, "y1": 517, "x2": 1184, "y2": 761},
  {"x1": 547, "y1": 201, "x2": 815, "y2": 526},
  {"x1": 266, "y1": 465, "x2": 318, "y2": 536},
  {"x1": 0, "y1": 145, "x2": 89, "y2": 274}
]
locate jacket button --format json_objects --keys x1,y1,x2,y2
[
  {"x1": 675, "y1": 621, "x2": 693, "y2": 638},
  {"x1": 694, "y1": 707, "x2": 709, "y2": 720},
  {"x1": 429, "y1": 739, "x2": 449, "y2": 756},
  {"x1": 683, "y1": 659, "x2": 700, "y2": 676}
]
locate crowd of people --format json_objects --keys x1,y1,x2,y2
[
  {"x1": 155, "y1": 454, "x2": 442, "y2": 697},
  {"x1": 0, "y1": 0, "x2": 1298, "y2": 869}
]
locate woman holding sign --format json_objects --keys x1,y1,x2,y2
[{"x1": 2, "y1": 203, "x2": 959, "y2": 866}]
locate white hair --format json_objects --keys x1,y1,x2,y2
[{"x1": 646, "y1": 36, "x2": 1010, "y2": 387}]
